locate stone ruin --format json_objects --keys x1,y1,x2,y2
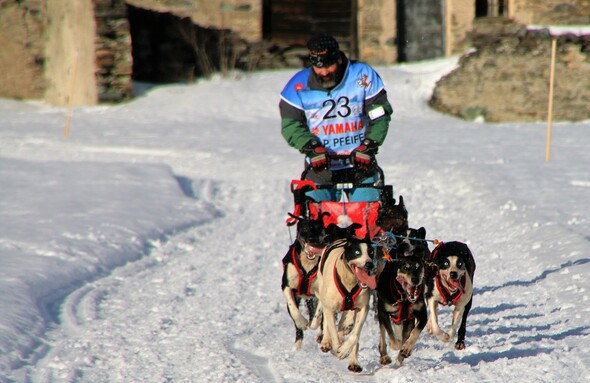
[{"x1": 430, "y1": 19, "x2": 590, "y2": 122}]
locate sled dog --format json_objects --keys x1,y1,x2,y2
[
  {"x1": 425, "y1": 241, "x2": 476, "y2": 350},
  {"x1": 281, "y1": 215, "x2": 327, "y2": 348},
  {"x1": 376, "y1": 195, "x2": 408, "y2": 234},
  {"x1": 314, "y1": 223, "x2": 376, "y2": 372},
  {"x1": 376, "y1": 227, "x2": 428, "y2": 365},
  {"x1": 394, "y1": 226, "x2": 431, "y2": 260}
]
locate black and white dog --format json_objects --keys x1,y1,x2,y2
[
  {"x1": 425, "y1": 241, "x2": 476, "y2": 350},
  {"x1": 312, "y1": 223, "x2": 376, "y2": 373},
  {"x1": 394, "y1": 227, "x2": 431, "y2": 260},
  {"x1": 376, "y1": 227, "x2": 429, "y2": 365},
  {"x1": 281, "y1": 215, "x2": 327, "y2": 348}
]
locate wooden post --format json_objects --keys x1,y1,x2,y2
[
  {"x1": 545, "y1": 38, "x2": 557, "y2": 162},
  {"x1": 64, "y1": 53, "x2": 79, "y2": 138}
]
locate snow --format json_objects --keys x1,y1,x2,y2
[
  {"x1": 1, "y1": 57, "x2": 589, "y2": 382},
  {"x1": 528, "y1": 25, "x2": 590, "y2": 35}
]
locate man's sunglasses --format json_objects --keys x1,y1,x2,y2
[{"x1": 309, "y1": 52, "x2": 338, "y2": 68}]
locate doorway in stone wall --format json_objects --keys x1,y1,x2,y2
[
  {"x1": 127, "y1": 4, "x2": 229, "y2": 83},
  {"x1": 476, "y1": 0, "x2": 507, "y2": 18},
  {"x1": 396, "y1": 0, "x2": 444, "y2": 62},
  {"x1": 263, "y1": 0, "x2": 357, "y2": 59}
]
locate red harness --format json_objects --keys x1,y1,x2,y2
[
  {"x1": 387, "y1": 275, "x2": 423, "y2": 323},
  {"x1": 435, "y1": 272, "x2": 465, "y2": 306},
  {"x1": 319, "y1": 239, "x2": 362, "y2": 311},
  {"x1": 430, "y1": 242, "x2": 470, "y2": 306},
  {"x1": 334, "y1": 265, "x2": 362, "y2": 311},
  {"x1": 289, "y1": 246, "x2": 318, "y2": 296}
]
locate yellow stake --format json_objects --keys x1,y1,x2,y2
[
  {"x1": 545, "y1": 38, "x2": 557, "y2": 162},
  {"x1": 64, "y1": 53, "x2": 79, "y2": 138}
]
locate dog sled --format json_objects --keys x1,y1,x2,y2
[
  {"x1": 286, "y1": 157, "x2": 400, "y2": 241},
  {"x1": 281, "y1": 157, "x2": 477, "y2": 367},
  {"x1": 281, "y1": 156, "x2": 405, "y2": 356}
]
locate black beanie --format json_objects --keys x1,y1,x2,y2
[{"x1": 307, "y1": 33, "x2": 340, "y2": 67}]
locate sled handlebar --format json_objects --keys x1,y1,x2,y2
[{"x1": 299, "y1": 154, "x2": 384, "y2": 188}]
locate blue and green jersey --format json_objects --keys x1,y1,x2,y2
[{"x1": 280, "y1": 60, "x2": 388, "y2": 156}]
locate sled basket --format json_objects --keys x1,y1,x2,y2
[
  {"x1": 286, "y1": 173, "x2": 395, "y2": 240},
  {"x1": 307, "y1": 200, "x2": 382, "y2": 239}
]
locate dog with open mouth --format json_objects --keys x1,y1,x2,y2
[
  {"x1": 425, "y1": 241, "x2": 476, "y2": 350},
  {"x1": 281, "y1": 214, "x2": 328, "y2": 348},
  {"x1": 376, "y1": 227, "x2": 428, "y2": 366},
  {"x1": 311, "y1": 223, "x2": 376, "y2": 373}
]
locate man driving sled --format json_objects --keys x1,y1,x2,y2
[{"x1": 279, "y1": 33, "x2": 393, "y2": 195}]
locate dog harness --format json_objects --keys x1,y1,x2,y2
[
  {"x1": 319, "y1": 239, "x2": 363, "y2": 311},
  {"x1": 435, "y1": 273, "x2": 465, "y2": 306},
  {"x1": 334, "y1": 265, "x2": 362, "y2": 311},
  {"x1": 386, "y1": 275, "x2": 423, "y2": 323},
  {"x1": 430, "y1": 242, "x2": 470, "y2": 306},
  {"x1": 288, "y1": 245, "x2": 319, "y2": 296}
]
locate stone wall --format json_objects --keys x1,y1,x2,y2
[
  {"x1": 0, "y1": 0, "x2": 46, "y2": 100},
  {"x1": 127, "y1": 0, "x2": 261, "y2": 41},
  {"x1": 358, "y1": 0, "x2": 397, "y2": 64},
  {"x1": 430, "y1": 22, "x2": 590, "y2": 122},
  {"x1": 0, "y1": 0, "x2": 132, "y2": 105},
  {"x1": 356, "y1": 0, "x2": 477, "y2": 64},
  {"x1": 45, "y1": 0, "x2": 132, "y2": 105},
  {"x1": 45, "y1": 0, "x2": 98, "y2": 105},
  {"x1": 512, "y1": 0, "x2": 590, "y2": 25},
  {"x1": 447, "y1": 0, "x2": 474, "y2": 55},
  {"x1": 94, "y1": 0, "x2": 133, "y2": 103}
]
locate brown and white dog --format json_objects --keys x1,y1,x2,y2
[
  {"x1": 312, "y1": 223, "x2": 377, "y2": 373},
  {"x1": 281, "y1": 215, "x2": 327, "y2": 348},
  {"x1": 425, "y1": 241, "x2": 476, "y2": 350},
  {"x1": 376, "y1": 227, "x2": 428, "y2": 365}
]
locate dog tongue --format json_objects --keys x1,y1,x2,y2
[
  {"x1": 353, "y1": 266, "x2": 377, "y2": 289},
  {"x1": 446, "y1": 277, "x2": 464, "y2": 293}
]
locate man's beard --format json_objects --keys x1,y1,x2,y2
[
  {"x1": 316, "y1": 72, "x2": 338, "y2": 88},
  {"x1": 314, "y1": 65, "x2": 343, "y2": 89}
]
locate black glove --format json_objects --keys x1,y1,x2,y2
[
  {"x1": 352, "y1": 139, "x2": 378, "y2": 168},
  {"x1": 301, "y1": 141, "x2": 328, "y2": 170}
]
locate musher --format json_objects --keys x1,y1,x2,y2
[{"x1": 279, "y1": 32, "x2": 393, "y2": 202}]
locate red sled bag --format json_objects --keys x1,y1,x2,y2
[{"x1": 308, "y1": 200, "x2": 381, "y2": 239}]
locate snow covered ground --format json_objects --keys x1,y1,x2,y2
[{"x1": 1, "y1": 57, "x2": 589, "y2": 382}]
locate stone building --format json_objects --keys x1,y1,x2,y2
[
  {"x1": 430, "y1": 23, "x2": 590, "y2": 122},
  {"x1": 0, "y1": 0, "x2": 588, "y2": 111}
]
